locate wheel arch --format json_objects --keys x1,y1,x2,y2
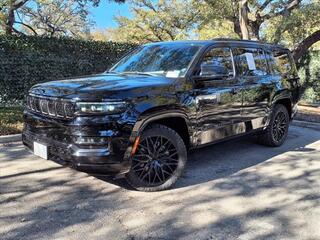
[
  {"x1": 132, "y1": 110, "x2": 193, "y2": 149},
  {"x1": 271, "y1": 91, "x2": 293, "y2": 120},
  {"x1": 275, "y1": 98, "x2": 292, "y2": 118}
]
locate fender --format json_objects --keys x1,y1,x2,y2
[
  {"x1": 122, "y1": 108, "x2": 193, "y2": 163},
  {"x1": 133, "y1": 109, "x2": 191, "y2": 135},
  {"x1": 271, "y1": 89, "x2": 293, "y2": 106},
  {"x1": 264, "y1": 90, "x2": 293, "y2": 127}
]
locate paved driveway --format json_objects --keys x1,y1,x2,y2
[{"x1": 1, "y1": 125, "x2": 319, "y2": 240}]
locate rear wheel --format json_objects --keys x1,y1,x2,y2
[
  {"x1": 258, "y1": 104, "x2": 290, "y2": 147},
  {"x1": 126, "y1": 124, "x2": 187, "y2": 191}
]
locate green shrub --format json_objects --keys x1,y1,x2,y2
[
  {"x1": 0, "y1": 35, "x2": 136, "y2": 106},
  {"x1": 298, "y1": 50, "x2": 320, "y2": 103},
  {"x1": 301, "y1": 88, "x2": 318, "y2": 103},
  {"x1": 0, "y1": 106, "x2": 24, "y2": 135}
]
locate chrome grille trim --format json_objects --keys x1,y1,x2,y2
[{"x1": 26, "y1": 95, "x2": 75, "y2": 119}]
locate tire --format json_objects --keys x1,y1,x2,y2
[
  {"x1": 258, "y1": 104, "x2": 290, "y2": 147},
  {"x1": 126, "y1": 124, "x2": 187, "y2": 192}
]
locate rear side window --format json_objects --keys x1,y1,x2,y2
[
  {"x1": 233, "y1": 48, "x2": 268, "y2": 76},
  {"x1": 267, "y1": 51, "x2": 294, "y2": 76}
]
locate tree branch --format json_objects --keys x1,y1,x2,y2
[
  {"x1": 12, "y1": 26, "x2": 25, "y2": 35},
  {"x1": 13, "y1": 0, "x2": 29, "y2": 10},
  {"x1": 15, "y1": 21, "x2": 37, "y2": 35},
  {"x1": 263, "y1": 0, "x2": 302, "y2": 20},
  {"x1": 138, "y1": 0, "x2": 157, "y2": 13},
  {"x1": 293, "y1": 30, "x2": 320, "y2": 63},
  {"x1": 160, "y1": 27, "x2": 175, "y2": 40},
  {"x1": 258, "y1": 0, "x2": 273, "y2": 12}
]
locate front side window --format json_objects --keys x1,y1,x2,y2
[
  {"x1": 233, "y1": 48, "x2": 268, "y2": 76},
  {"x1": 110, "y1": 43, "x2": 201, "y2": 77},
  {"x1": 198, "y1": 47, "x2": 234, "y2": 77}
]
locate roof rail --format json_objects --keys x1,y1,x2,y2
[
  {"x1": 211, "y1": 38, "x2": 287, "y2": 49},
  {"x1": 212, "y1": 38, "x2": 260, "y2": 43}
]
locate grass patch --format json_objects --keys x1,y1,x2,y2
[{"x1": 0, "y1": 106, "x2": 24, "y2": 136}]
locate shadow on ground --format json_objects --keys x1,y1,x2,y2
[{"x1": 1, "y1": 126, "x2": 319, "y2": 240}]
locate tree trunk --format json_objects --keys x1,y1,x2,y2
[
  {"x1": 304, "y1": 54, "x2": 311, "y2": 88},
  {"x1": 250, "y1": 21, "x2": 260, "y2": 40},
  {"x1": 249, "y1": 13, "x2": 263, "y2": 40},
  {"x1": 293, "y1": 30, "x2": 320, "y2": 63},
  {"x1": 239, "y1": 0, "x2": 250, "y2": 40},
  {"x1": 4, "y1": 0, "x2": 29, "y2": 35},
  {"x1": 233, "y1": 17, "x2": 242, "y2": 38},
  {"x1": 5, "y1": 5, "x2": 15, "y2": 35}
]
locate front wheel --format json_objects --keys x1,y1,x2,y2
[
  {"x1": 126, "y1": 124, "x2": 187, "y2": 192},
  {"x1": 258, "y1": 104, "x2": 290, "y2": 147}
]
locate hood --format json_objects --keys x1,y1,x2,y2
[{"x1": 30, "y1": 73, "x2": 175, "y2": 100}]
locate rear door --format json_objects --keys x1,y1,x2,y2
[
  {"x1": 193, "y1": 46, "x2": 243, "y2": 145},
  {"x1": 232, "y1": 47, "x2": 275, "y2": 130}
]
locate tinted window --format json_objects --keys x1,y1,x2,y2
[
  {"x1": 233, "y1": 48, "x2": 268, "y2": 76},
  {"x1": 110, "y1": 44, "x2": 201, "y2": 77},
  {"x1": 267, "y1": 51, "x2": 293, "y2": 75},
  {"x1": 198, "y1": 48, "x2": 234, "y2": 77}
]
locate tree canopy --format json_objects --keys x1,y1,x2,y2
[
  {"x1": 105, "y1": 0, "x2": 200, "y2": 43},
  {"x1": 103, "y1": 0, "x2": 320, "y2": 63},
  {"x1": 0, "y1": 0, "x2": 125, "y2": 36}
]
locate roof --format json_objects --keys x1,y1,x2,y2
[
  {"x1": 145, "y1": 38, "x2": 288, "y2": 51},
  {"x1": 211, "y1": 38, "x2": 287, "y2": 50}
]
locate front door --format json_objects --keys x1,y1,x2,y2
[{"x1": 193, "y1": 47, "x2": 243, "y2": 146}]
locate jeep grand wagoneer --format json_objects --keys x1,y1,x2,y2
[{"x1": 23, "y1": 39, "x2": 301, "y2": 191}]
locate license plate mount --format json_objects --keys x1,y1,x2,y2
[{"x1": 33, "y1": 142, "x2": 48, "y2": 160}]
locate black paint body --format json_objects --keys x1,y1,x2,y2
[{"x1": 23, "y1": 40, "x2": 301, "y2": 176}]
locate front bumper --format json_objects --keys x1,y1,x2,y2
[{"x1": 22, "y1": 110, "x2": 135, "y2": 176}]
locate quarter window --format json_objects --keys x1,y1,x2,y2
[
  {"x1": 267, "y1": 51, "x2": 293, "y2": 75},
  {"x1": 233, "y1": 48, "x2": 268, "y2": 76},
  {"x1": 198, "y1": 48, "x2": 234, "y2": 77}
]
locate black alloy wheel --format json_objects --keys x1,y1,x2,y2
[
  {"x1": 258, "y1": 104, "x2": 290, "y2": 147},
  {"x1": 272, "y1": 111, "x2": 288, "y2": 143},
  {"x1": 126, "y1": 124, "x2": 187, "y2": 191}
]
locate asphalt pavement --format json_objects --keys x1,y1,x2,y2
[{"x1": 1, "y1": 125, "x2": 319, "y2": 240}]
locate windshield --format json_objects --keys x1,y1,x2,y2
[{"x1": 109, "y1": 43, "x2": 201, "y2": 77}]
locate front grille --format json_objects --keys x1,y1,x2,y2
[{"x1": 26, "y1": 95, "x2": 75, "y2": 119}]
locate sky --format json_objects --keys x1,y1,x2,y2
[{"x1": 89, "y1": 2, "x2": 132, "y2": 30}]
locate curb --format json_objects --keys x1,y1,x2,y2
[
  {"x1": 292, "y1": 120, "x2": 320, "y2": 131},
  {"x1": 295, "y1": 113, "x2": 320, "y2": 123},
  {"x1": 0, "y1": 134, "x2": 22, "y2": 144}
]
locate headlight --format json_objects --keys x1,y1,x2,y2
[{"x1": 76, "y1": 101, "x2": 126, "y2": 114}]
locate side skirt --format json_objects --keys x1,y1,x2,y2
[{"x1": 195, "y1": 117, "x2": 267, "y2": 148}]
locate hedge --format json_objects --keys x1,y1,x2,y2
[
  {"x1": 0, "y1": 35, "x2": 136, "y2": 106},
  {"x1": 1, "y1": 35, "x2": 319, "y2": 106}
]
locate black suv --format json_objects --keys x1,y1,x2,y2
[{"x1": 23, "y1": 39, "x2": 301, "y2": 191}]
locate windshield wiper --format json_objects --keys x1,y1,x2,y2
[
  {"x1": 120, "y1": 71, "x2": 156, "y2": 76},
  {"x1": 106, "y1": 71, "x2": 157, "y2": 76}
]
